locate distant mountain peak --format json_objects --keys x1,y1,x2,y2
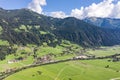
[
  {"x1": 0, "y1": 7, "x2": 4, "y2": 10},
  {"x1": 84, "y1": 17, "x2": 120, "y2": 29}
]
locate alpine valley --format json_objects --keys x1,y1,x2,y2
[{"x1": 0, "y1": 8, "x2": 120, "y2": 80}]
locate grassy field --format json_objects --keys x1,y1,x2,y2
[
  {"x1": 0, "y1": 26, "x2": 3, "y2": 34},
  {"x1": 1, "y1": 43, "x2": 120, "y2": 80},
  {"x1": 0, "y1": 40, "x2": 9, "y2": 46},
  {"x1": 85, "y1": 46, "x2": 120, "y2": 57},
  {"x1": 0, "y1": 44, "x2": 120, "y2": 72},
  {"x1": 4, "y1": 59, "x2": 120, "y2": 80},
  {"x1": 0, "y1": 41, "x2": 82, "y2": 72}
]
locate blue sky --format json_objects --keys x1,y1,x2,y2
[
  {"x1": 0, "y1": 0, "x2": 31, "y2": 9},
  {"x1": 0, "y1": 0, "x2": 120, "y2": 19},
  {"x1": 0, "y1": 0, "x2": 101, "y2": 14},
  {"x1": 43, "y1": 0, "x2": 102, "y2": 14}
]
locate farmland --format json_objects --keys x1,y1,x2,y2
[
  {"x1": 4, "y1": 59, "x2": 120, "y2": 80},
  {"x1": 1, "y1": 44, "x2": 120, "y2": 80}
]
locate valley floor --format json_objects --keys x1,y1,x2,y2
[
  {"x1": 4, "y1": 59, "x2": 120, "y2": 80},
  {"x1": 1, "y1": 45, "x2": 120, "y2": 80}
]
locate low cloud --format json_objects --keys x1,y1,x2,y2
[
  {"x1": 27, "y1": 0, "x2": 46, "y2": 14},
  {"x1": 49, "y1": 11, "x2": 67, "y2": 18}
]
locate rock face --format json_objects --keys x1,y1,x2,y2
[{"x1": 0, "y1": 8, "x2": 120, "y2": 47}]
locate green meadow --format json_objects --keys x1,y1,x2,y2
[
  {"x1": 1, "y1": 43, "x2": 120, "y2": 80},
  {"x1": 4, "y1": 59, "x2": 120, "y2": 80},
  {"x1": 0, "y1": 41, "x2": 82, "y2": 72},
  {"x1": 85, "y1": 46, "x2": 120, "y2": 57}
]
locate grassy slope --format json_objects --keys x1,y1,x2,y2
[
  {"x1": 0, "y1": 40, "x2": 9, "y2": 46},
  {"x1": 4, "y1": 59, "x2": 120, "y2": 80},
  {"x1": 0, "y1": 54, "x2": 34, "y2": 72},
  {"x1": 86, "y1": 46, "x2": 120, "y2": 57},
  {"x1": 0, "y1": 26, "x2": 3, "y2": 34},
  {"x1": 0, "y1": 41, "x2": 82, "y2": 72}
]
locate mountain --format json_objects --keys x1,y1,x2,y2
[
  {"x1": 53, "y1": 17, "x2": 120, "y2": 46},
  {"x1": 84, "y1": 17, "x2": 120, "y2": 29},
  {"x1": 0, "y1": 8, "x2": 120, "y2": 48}
]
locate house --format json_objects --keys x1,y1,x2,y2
[
  {"x1": 75, "y1": 55, "x2": 88, "y2": 59},
  {"x1": 7, "y1": 60, "x2": 19, "y2": 64},
  {"x1": 7, "y1": 57, "x2": 24, "y2": 64},
  {"x1": 35, "y1": 55, "x2": 52, "y2": 64},
  {"x1": 73, "y1": 55, "x2": 88, "y2": 59}
]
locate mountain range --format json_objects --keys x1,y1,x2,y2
[
  {"x1": 84, "y1": 17, "x2": 120, "y2": 29},
  {"x1": 0, "y1": 8, "x2": 120, "y2": 47}
]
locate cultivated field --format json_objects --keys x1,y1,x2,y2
[
  {"x1": 4, "y1": 59, "x2": 120, "y2": 80},
  {"x1": 1, "y1": 44, "x2": 120, "y2": 80}
]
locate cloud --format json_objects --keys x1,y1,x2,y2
[
  {"x1": 70, "y1": 0, "x2": 120, "y2": 19},
  {"x1": 70, "y1": 7, "x2": 85, "y2": 19},
  {"x1": 27, "y1": 0, "x2": 46, "y2": 14},
  {"x1": 27, "y1": 0, "x2": 120, "y2": 19},
  {"x1": 49, "y1": 11, "x2": 67, "y2": 18},
  {"x1": 110, "y1": 1, "x2": 120, "y2": 18}
]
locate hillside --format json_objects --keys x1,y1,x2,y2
[
  {"x1": 0, "y1": 8, "x2": 120, "y2": 49},
  {"x1": 52, "y1": 17, "x2": 120, "y2": 46}
]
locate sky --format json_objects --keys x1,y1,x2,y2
[{"x1": 0, "y1": 0, "x2": 120, "y2": 19}]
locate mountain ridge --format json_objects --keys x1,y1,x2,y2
[
  {"x1": 0, "y1": 8, "x2": 120, "y2": 47},
  {"x1": 83, "y1": 17, "x2": 120, "y2": 29}
]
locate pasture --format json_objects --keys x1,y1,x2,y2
[{"x1": 4, "y1": 59, "x2": 120, "y2": 80}]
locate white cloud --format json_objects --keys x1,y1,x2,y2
[
  {"x1": 27, "y1": 0, "x2": 120, "y2": 19},
  {"x1": 110, "y1": 1, "x2": 120, "y2": 18},
  {"x1": 27, "y1": 0, "x2": 46, "y2": 14},
  {"x1": 70, "y1": 0, "x2": 120, "y2": 19},
  {"x1": 70, "y1": 7, "x2": 85, "y2": 19},
  {"x1": 49, "y1": 11, "x2": 67, "y2": 18}
]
